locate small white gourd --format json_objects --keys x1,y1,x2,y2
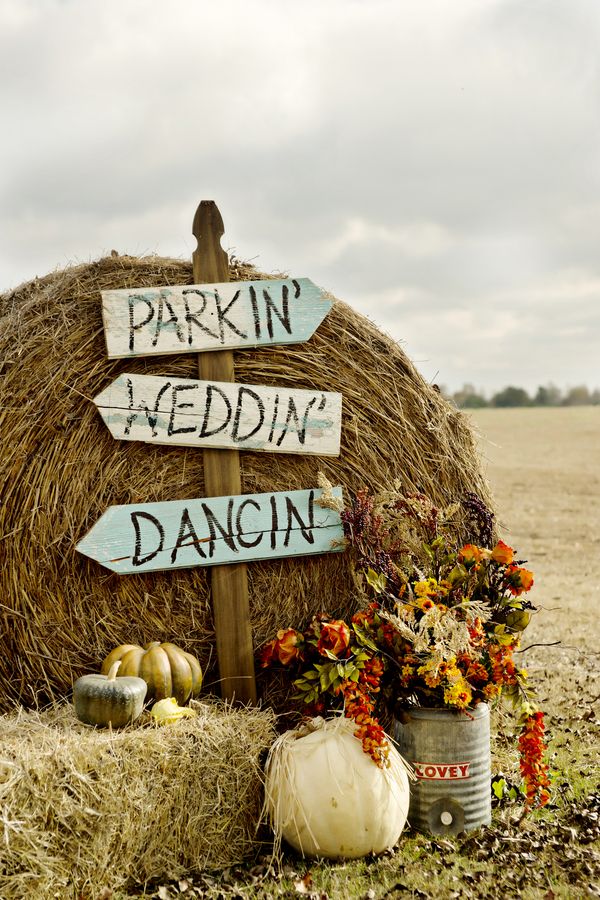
[{"x1": 264, "y1": 716, "x2": 411, "y2": 859}]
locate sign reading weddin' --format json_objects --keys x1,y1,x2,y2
[{"x1": 94, "y1": 373, "x2": 342, "y2": 456}]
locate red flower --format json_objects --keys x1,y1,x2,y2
[{"x1": 316, "y1": 620, "x2": 351, "y2": 658}]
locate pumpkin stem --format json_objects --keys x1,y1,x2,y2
[{"x1": 107, "y1": 660, "x2": 122, "y2": 681}]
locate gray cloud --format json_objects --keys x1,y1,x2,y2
[{"x1": 1, "y1": 0, "x2": 599, "y2": 392}]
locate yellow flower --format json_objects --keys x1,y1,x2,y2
[
  {"x1": 444, "y1": 680, "x2": 473, "y2": 709},
  {"x1": 414, "y1": 578, "x2": 438, "y2": 598}
]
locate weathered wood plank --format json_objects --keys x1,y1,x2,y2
[
  {"x1": 76, "y1": 486, "x2": 345, "y2": 574},
  {"x1": 94, "y1": 373, "x2": 342, "y2": 456},
  {"x1": 101, "y1": 277, "x2": 332, "y2": 358}
]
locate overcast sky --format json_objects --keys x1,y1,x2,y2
[{"x1": 1, "y1": 0, "x2": 599, "y2": 394}]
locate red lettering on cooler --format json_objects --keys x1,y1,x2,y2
[{"x1": 413, "y1": 761, "x2": 471, "y2": 780}]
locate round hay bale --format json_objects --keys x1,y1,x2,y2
[{"x1": 0, "y1": 254, "x2": 492, "y2": 711}]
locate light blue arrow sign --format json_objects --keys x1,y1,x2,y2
[
  {"x1": 101, "y1": 277, "x2": 332, "y2": 358},
  {"x1": 76, "y1": 486, "x2": 345, "y2": 574},
  {"x1": 93, "y1": 373, "x2": 342, "y2": 456}
]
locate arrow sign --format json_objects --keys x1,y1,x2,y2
[
  {"x1": 94, "y1": 373, "x2": 342, "y2": 456},
  {"x1": 76, "y1": 486, "x2": 345, "y2": 574},
  {"x1": 101, "y1": 277, "x2": 332, "y2": 359}
]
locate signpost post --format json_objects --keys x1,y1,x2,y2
[
  {"x1": 193, "y1": 201, "x2": 256, "y2": 704},
  {"x1": 77, "y1": 200, "x2": 342, "y2": 706}
]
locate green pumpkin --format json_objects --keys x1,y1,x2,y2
[
  {"x1": 100, "y1": 641, "x2": 203, "y2": 705},
  {"x1": 74, "y1": 661, "x2": 147, "y2": 728}
]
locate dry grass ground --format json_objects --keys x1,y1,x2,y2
[{"x1": 104, "y1": 409, "x2": 600, "y2": 898}]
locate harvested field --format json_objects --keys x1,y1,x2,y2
[{"x1": 119, "y1": 407, "x2": 600, "y2": 898}]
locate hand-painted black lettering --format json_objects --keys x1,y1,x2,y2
[
  {"x1": 249, "y1": 285, "x2": 261, "y2": 340},
  {"x1": 270, "y1": 494, "x2": 279, "y2": 550},
  {"x1": 263, "y1": 286, "x2": 291, "y2": 339},
  {"x1": 268, "y1": 393, "x2": 280, "y2": 443},
  {"x1": 214, "y1": 289, "x2": 247, "y2": 343},
  {"x1": 170, "y1": 508, "x2": 206, "y2": 563},
  {"x1": 235, "y1": 498, "x2": 263, "y2": 549},
  {"x1": 231, "y1": 387, "x2": 265, "y2": 442},
  {"x1": 292, "y1": 279, "x2": 301, "y2": 299},
  {"x1": 168, "y1": 384, "x2": 198, "y2": 436},
  {"x1": 152, "y1": 294, "x2": 185, "y2": 347},
  {"x1": 276, "y1": 394, "x2": 326, "y2": 447},
  {"x1": 128, "y1": 295, "x2": 155, "y2": 352},
  {"x1": 182, "y1": 289, "x2": 220, "y2": 342},
  {"x1": 131, "y1": 511, "x2": 165, "y2": 566},
  {"x1": 199, "y1": 384, "x2": 232, "y2": 438},
  {"x1": 202, "y1": 499, "x2": 237, "y2": 557},
  {"x1": 284, "y1": 491, "x2": 315, "y2": 547},
  {"x1": 124, "y1": 378, "x2": 171, "y2": 437},
  {"x1": 276, "y1": 396, "x2": 300, "y2": 447}
]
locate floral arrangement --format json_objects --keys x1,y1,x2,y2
[{"x1": 259, "y1": 478, "x2": 550, "y2": 808}]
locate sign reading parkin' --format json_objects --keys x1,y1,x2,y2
[
  {"x1": 94, "y1": 373, "x2": 342, "y2": 456},
  {"x1": 76, "y1": 486, "x2": 344, "y2": 574},
  {"x1": 101, "y1": 277, "x2": 332, "y2": 359}
]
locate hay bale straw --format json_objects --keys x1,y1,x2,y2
[
  {"x1": 0, "y1": 254, "x2": 492, "y2": 710},
  {"x1": 0, "y1": 700, "x2": 276, "y2": 899}
]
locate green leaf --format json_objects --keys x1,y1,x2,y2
[
  {"x1": 303, "y1": 669, "x2": 320, "y2": 681},
  {"x1": 366, "y1": 568, "x2": 387, "y2": 594},
  {"x1": 352, "y1": 624, "x2": 379, "y2": 652},
  {"x1": 492, "y1": 777, "x2": 506, "y2": 800}
]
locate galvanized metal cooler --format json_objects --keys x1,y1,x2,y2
[{"x1": 393, "y1": 704, "x2": 491, "y2": 836}]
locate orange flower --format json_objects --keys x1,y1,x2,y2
[
  {"x1": 491, "y1": 540, "x2": 514, "y2": 565},
  {"x1": 506, "y1": 565, "x2": 535, "y2": 595},
  {"x1": 417, "y1": 596, "x2": 435, "y2": 612},
  {"x1": 317, "y1": 620, "x2": 351, "y2": 658},
  {"x1": 275, "y1": 628, "x2": 304, "y2": 665},
  {"x1": 518, "y1": 711, "x2": 551, "y2": 807},
  {"x1": 458, "y1": 544, "x2": 484, "y2": 567}
]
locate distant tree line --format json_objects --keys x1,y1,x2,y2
[{"x1": 444, "y1": 383, "x2": 600, "y2": 409}]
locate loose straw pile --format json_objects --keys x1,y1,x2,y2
[{"x1": 0, "y1": 700, "x2": 276, "y2": 899}]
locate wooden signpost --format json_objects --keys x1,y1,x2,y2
[
  {"x1": 78, "y1": 201, "x2": 343, "y2": 704},
  {"x1": 101, "y1": 277, "x2": 332, "y2": 358},
  {"x1": 93, "y1": 373, "x2": 342, "y2": 455},
  {"x1": 75, "y1": 486, "x2": 344, "y2": 574}
]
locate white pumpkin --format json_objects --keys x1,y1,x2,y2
[{"x1": 264, "y1": 716, "x2": 411, "y2": 859}]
